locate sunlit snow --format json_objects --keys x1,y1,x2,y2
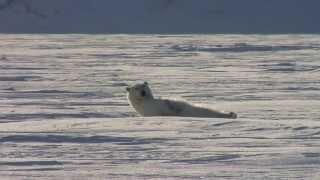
[{"x1": 0, "y1": 34, "x2": 319, "y2": 179}]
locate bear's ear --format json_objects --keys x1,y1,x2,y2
[
  {"x1": 144, "y1": 81, "x2": 148, "y2": 86},
  {"x1": 126, "y1": 87, "x2": 131, "y2": 92}
]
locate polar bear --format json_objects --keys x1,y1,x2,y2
[{"x1": 126, "y1": 82, "x2": 237, "y2": 119}]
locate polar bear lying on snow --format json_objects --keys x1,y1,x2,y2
[{"x1": 126, "y1": 82, "x2": 237, "y2": 119}]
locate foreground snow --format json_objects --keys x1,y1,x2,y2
[
  {"x1": 0, "y1": 34, "x2": 320, "y2": 179},
  {"x1": 1, "y1": 117, "x2": 320, "y2": 179}
]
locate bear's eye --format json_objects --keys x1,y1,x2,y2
[{"x1": 141, "y1": 90, "x2": 146, "y2": 97}]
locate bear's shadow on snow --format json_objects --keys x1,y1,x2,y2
[{"x1": 0, "y1": 134, "x2": 172, "y2": 145}]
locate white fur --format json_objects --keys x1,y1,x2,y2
[{"x1": 126, "y1": 82, "x2": 237, "y2": 119}]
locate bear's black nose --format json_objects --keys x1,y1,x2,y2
[{"x1": 141, "y1": 90, "x2": 146, "y2": 97}]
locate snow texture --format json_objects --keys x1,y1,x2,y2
[
  {"x1": 0, "y1": 0, "x2": 320, "y2": 33},
  {"x1": 0, "y1": 34, "x2": 320, "y2": 179}
]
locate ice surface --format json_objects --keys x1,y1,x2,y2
[{"x1": 0, "y1": 34, "x2": 320, "y2": 179}]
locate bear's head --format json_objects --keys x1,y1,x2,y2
[{"x1": 126, "y1": 82, "x2": 154, "y2": 100}]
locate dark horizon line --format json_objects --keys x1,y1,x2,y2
[{"x1": 1, "y1": 32, "x2": 320, "y2": 35}]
